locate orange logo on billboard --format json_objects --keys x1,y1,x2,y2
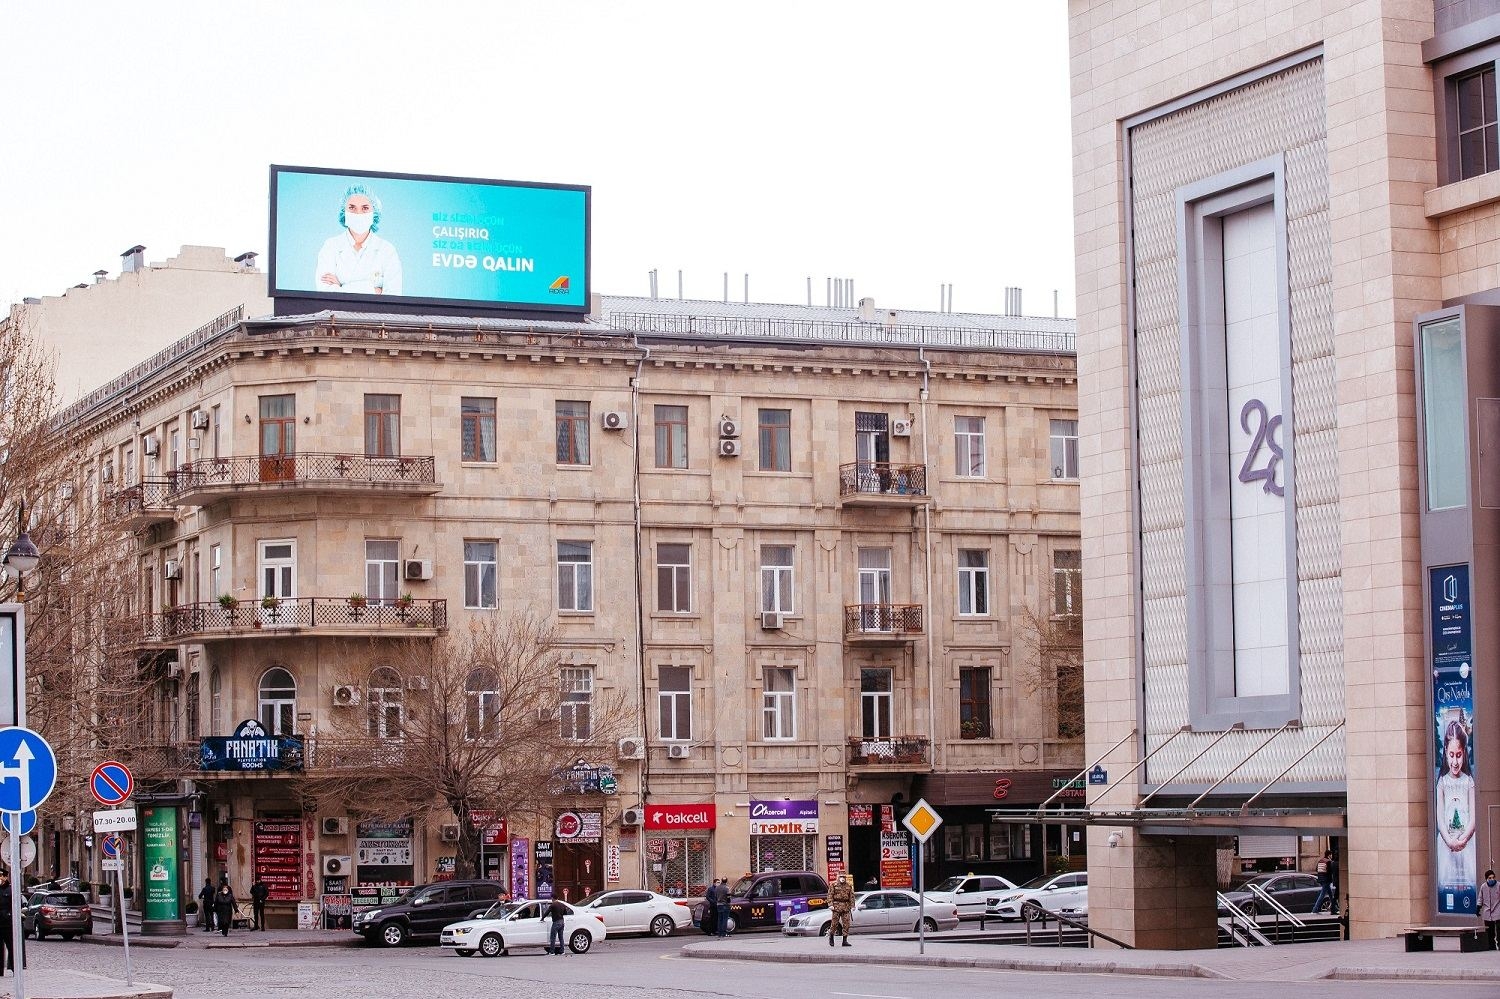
[{"x1": 549, "y1": 275, "x2": 571, "y2": 294}]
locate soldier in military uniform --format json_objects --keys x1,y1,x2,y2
[{"x1": 828, "y1": 874, "x2": 854, "y2": 946}]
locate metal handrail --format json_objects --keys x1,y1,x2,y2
[
  {"x1": 142, "y1": 597, "x2": 448, "y2": 638},
  {"x1": 1246, "y1": 883, "x2": 1304, "y2": 928},
  {"x1": 838, "y1": 462, "x2": 928, "y2": 497},
  {"x1": 1215, "y1": 893, "x2": 1271, "y2": 947},
  {"x1": 1021, "y1": 903, "x2": 1133, "y2": 950},
  {"x1": 843, "y1": 604, "x2": 924, "y2": 635},
  {"x1": 168, "y1": 452, "x2": 437, "y2": 496}
]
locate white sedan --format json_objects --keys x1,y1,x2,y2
[
  {"x1": 781, "y1": 890, "x2": 959, "y2": 937},
  {"x1": 441, "y1": 899, "x2": 607, "y2": 957},
  {"x1": 984, "y1": 872, "x2": 1089, "y2": 921},
  {"x1": 573, "y1": 889, "x2": 693, "y2": 937},
  {"x1": 922, "y1": 874, "x2": 1017, "y2": 921}
]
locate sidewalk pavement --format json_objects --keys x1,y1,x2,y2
[
  {"x1": 680, "y1": 932, "x2": 1500, "y2": 983},
  {"x1": 0, "y1": 968, "x2": 170, "y2": 998},
  {"x1": 83, "y1": 926, "x2": 362, "y2": 949}
]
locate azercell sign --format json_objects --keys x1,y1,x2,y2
[{"x1": 747, "y1": 800, "x2": 818, "y2": 820}]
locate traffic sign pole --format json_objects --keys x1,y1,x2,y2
[
  {"x1": 119, "y1": 832, "x2": 131, "y2": 987},
  {"x1": 10, "y1": 819, "x2": 23, "y2": 999}
]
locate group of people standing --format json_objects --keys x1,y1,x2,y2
[{"x1": 197, "y1": 873, "x2": 270, "y2": 936}]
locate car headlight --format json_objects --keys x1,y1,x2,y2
[
  {"x1": 454, "y1": 927, "x2": 470, "y2": 935},
  {"x1": 363, "y1": 909, "x2": 381, "y2": 921}
]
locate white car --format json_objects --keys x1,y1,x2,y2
[
  {"x1": 573, "y1": 889, "x2": 693, "y2": 937},
  {"x1": 984, "y1": 872, "x2": 1089, "y2": 922},
  {"x1": 922, "y1": 874, "x2": 1017, "y2": 921},
  {"x1": 781, "y1": 890, "x2": 959, "y2": 937},
  {"x1": 440, "y1": 899, "x2": 606, "y2": 957}
]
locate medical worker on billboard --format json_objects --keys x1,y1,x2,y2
[{"x1": 315, "y1": 183, "x2": 403, "y2": 295}]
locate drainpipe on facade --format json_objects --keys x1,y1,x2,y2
[
  {"x1": 918, "y1": 349, "x2": 936, "y2": 771},
  {"x1": 630, "y1": 335, "x2": 651, "y2": 889}
]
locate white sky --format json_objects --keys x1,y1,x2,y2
[{"x1": 1, "y1": 2, "x2": 1074, "y2": 318}]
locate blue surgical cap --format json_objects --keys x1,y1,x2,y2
[{"x1": 338, "y1": 184, "x2": 383, "y2": 233}]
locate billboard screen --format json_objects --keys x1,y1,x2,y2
[{"x1": 270, "y1": 165, "x2": 589, "y2": 313}]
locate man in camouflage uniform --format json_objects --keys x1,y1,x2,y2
[{"x1": 828, "y1": 874, "x2": 855, "y2": 946}]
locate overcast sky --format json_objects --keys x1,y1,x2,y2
[{"x1": 1, "y1": 2, "x2": 1074, "y2": 318}]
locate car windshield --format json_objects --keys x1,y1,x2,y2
[
  {"x1": 729, "y1": 876, "x2": 756, "y2": 896},
  {"x1": 1015, "y1": 875, "x2": 1054, "y2": 891},
  {"x1": 575, "y1": 892, "x2": 608, "y2": 907},
  {"x1": 928, "y1": 876, "x2": 967, "y2": 893},
  {"x1": 45, "y1": 893, "x2": 86, "y2": 905},
  {"x1": 479, "y1": 902, "x2": 518, "y2": 919}
]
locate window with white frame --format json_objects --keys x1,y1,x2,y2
[
  {"x1": 561, "y1": 666, "x2": 594, "y2": 740},
  {"x1": 658, "y1": 665, "x2": 692, "y2": 741},
  {"x1": 1049, "y1": 419, "x2": 1079, "y2": 479},
  {"x1": 366, "y1": 540, "x2": 399, "y2": 603},
  {"x1": 860, "y1": 668, "x2": 893, "y2": 739},
  {"x1": 210, "y1": 666, "x2": 223, "y2": 734},
  {"x1": 367, "y1": 666, "x2": 404, "y2": 739},
  {"x1": 464, "y1": 541, "x2": 497, "y2": 609},
  {"x1": 954, "y1": 416, "x2": 986, "y2": 476},
  {"x1": 762, "y1": 667, "x2": 796, "y2": 741},
  {"x1": 656, "y1": 543, "x2": 691, "y2": 612},
  {"x1": 465, "y1": 667, "x2": 500, "y2": 740},
  {"x1": 957, "y1": 549, "x2": 989, "y2": 615},
  {"x1": 557, "y1": 541, "x2": 593, "y2": 611},
  {"x1": 1052, "y1": 550, "x2": 1082, "y2": 616},
  {"x1": 760, "y1": 545, "x2": 794, "y2": 614},
  {"x1": 258, "y1": 666, "x2": 296, "y2": 736},
  {"x1": 209, "y1": 544, "x2": 222, "y2": 600}
]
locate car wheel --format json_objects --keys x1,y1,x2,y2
[
  {"x1": 453, "y1": 949, "x2": 474, "y2": 957},
  {"x1": 378, "y1": 921, "x2": 407, "y2": 947},
  {"x1": 650, "y1": 915, "x2": 674, "y2": 937},
  {"x1": 1241, "y1": 901, "x2": 1258, "y2": 919},
  {"x1": 917, "y1": 917, "x2": 938, "y2": 933},
  {"x1": 724, "y1": 915, "x2": 736, "y2": 934},
  {"x1": 819, "y1": 923, "x2": 831, "y2": 937},
  {"x1": 1020, "y1": 902, "x2": 1043, "y2": 923},
  {"x1": 34, "y1": 927, "x2": 44, "y2": 941},
  {"x1": 478, "y1": 933, "x2": 503, "y2": 958},
  {"x1": 568, "y1": 929, "x2": 593, "y2": 954}
]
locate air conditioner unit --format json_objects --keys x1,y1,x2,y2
[
  {"x1": 59, "y1": 484, "x2": 74, "y2": 501},
  {"x1": 321, "y1": 817, "x2": 349, "y2": 836},
  {"x1": 892, "y1": 419, "x2": 914, "y2": 437},
  {"x1": 143, "y1": 436, "x2": 160, "y2": 457},
  {"x1": 667, "y1": 744, "x2": 692, "y2": 760},
  {"x1": 322, "y1": 854, "x2": 352, "y2": 876},
  {"x1": 101, "y1": 464, "x2": 114, "y2": 483},
  {"x1": 760, "y1": 612, "x2": 784, "y2": 630},
  {"x1": 163, "y1": 559, "x2": 182, "y2": 580},
  {"x1": 537, "y1": 706, "x2": 557, "y2": 723},
  {"x1": 600, "y1": 410, "x2": 629, "y2": 431},
  {"x1": 620, "y1": 807, "x2": 644, "y2": 827},
  {"x1": 191, "y1": 411, "x2": 211, "y2": 430},
  {"x1": 617, "y1": 737, "x2": 645, "y2": 761},
  {"x1": 165, "y1": 661, "x2": 183, "y2": 680},
  {"x1": 440, "y1": 824, "x2": 461, "y2": 843},
  {"x1": 404, "y1": 558, "x2": 433, "y2": 581},
  {"x1": 718, "y1": 416, "x2": 740, "y2": 439},
  {"x1": 718, "y1": 439, "x2": 742, "y2": 458},
  {"x1": 213, "y1": 804, "x2": 231, "y2": 825},
  {"x1": 332, "y1": 684, "x2": 361, "y2": 707},
  {"x1": 406, "y1": 675, "x2": 429, "y2": 691}
]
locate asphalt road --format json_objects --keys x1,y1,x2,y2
[{"x1": 28, "y1": 933, "x2": 1495, "y2": 999}]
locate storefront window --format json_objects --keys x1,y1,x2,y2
[
  {"x1": 645, "y1": 834, "x2": 711, "y2": 898},
  {"x1": 751, "y1": 834, "x2": 816, "y2": 873}
]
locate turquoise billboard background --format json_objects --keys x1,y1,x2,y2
[{"x1": 271, "y1": 166, "x2": 589, "y2": 311}]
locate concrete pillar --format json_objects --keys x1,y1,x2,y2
[{"x1": 1086, "y1": 829, "x2": 1218, "y2": 949}]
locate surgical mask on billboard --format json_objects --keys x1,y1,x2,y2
[{"x1": 345, "y1": 212, "x2": 374, "y2": 235}]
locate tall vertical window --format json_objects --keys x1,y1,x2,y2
[
  {"x1": 556, "y1": 400, "x2": 590, "y2": 464},
  {"x1": 366, "y1": 540, "x2": 400, "y2": 603},
  {"x1": 210, "y1": 667, "x2": 222, "y2": 734},
  {"x1": 367, "y1": 666, "x2": 404, "y2": 739},
  {"x1": 760, "y1": 545, "x2": 794, "y2": 614},
  {"x1": 1052, "y1": 550, "x2": 1081, "y2": 616},
  {"x1": 857, "y1": 548, "x2": 893, "y2": 631},
  {"x1": 259, "y1": 395, "x2": 295, "y2": 464},
  {"x1": 957, "y1": 549, "x2": 989, "y2": 615},
  {"x1": 1049, "y1": 420, "x2": 1079, "y2": 479},
  {"x1": 654, "y1": 405, "x2": 688, "y2": 469},
  {"x1": 169, "y1": 428, "x2": 181, "y2": 472},
  {"x1": 186, "y1": 670, "x2": 201, "y2": 740},
  {"x1": 1421, "y1": 317, "x2": 1468, "y2": 511},
  {"x1": 758, "y1": 409, "x2": 791, "y2": 472},
  {"x1": 557, "y1": 541, "x2": 594, "y2": 611},
  {"x1": 762, "y1": 667, "x2": 796, "y2": 741},
  {"x1": 365, "y1": 394, "x2": 401, "y2": 457},
  {"x1": 209, "y1": 544, "x2": 222, "y2": 599},
  {"x1": 860, "y1": 668, "x2": 893, "y2": 739},
  {"x1": 658, "y1": 666, "x2": 692, "y2": 741},
  {"x1": 560, "y1": 666, "x2": 594, "y2": 740},
  {"x1": 464, "y1": 541, "x2": 497, "y2": 609},
  {"x1": 656, "y1": 543, "x2": 692, "y2": 612},
  {"x1": 258, "y1": 667, "x2": 297, "y2": 736},
  {"x1": 1457, "y1": 66, "x2": 1499, "y2": 181},
  {"x1": 959, "y1": 667, "x2": 992, "y2": 739},
  {"x1": 211, "y1": 405, "x2": 222, "y2": 459},
  {"x1": 462, "y1": 397, "x2": 497, "y2": 462},
  {"x1": 954, "y1": 416, "x2": 986, "y2": 476},
  {"x1": 124, "y1": 449, "x2": 135, "y2": 486},
  {"x1": 465, "y1": 668, "x2": 499, "y2": 740}
]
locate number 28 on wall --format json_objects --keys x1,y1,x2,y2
[{"x1": 1237, "y1": 398, "x2": 1284, "y2": 498}]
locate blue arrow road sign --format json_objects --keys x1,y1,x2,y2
[
  {"x1": 0, "y1": 726, "x2": 56, "y2": 813},
  {"x1": 90, "y1": 761, "x2": 133, "y2": 806},
  {"x1": 0, "y1": 810, "x2": 35, "y2": 836},
  {"x1": 101, "y1": 833, "x2": 121, "y2": 859}
]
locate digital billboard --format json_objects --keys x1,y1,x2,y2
[{"x1": 270, "y1": 165, "x2": 589, "y2": 313}]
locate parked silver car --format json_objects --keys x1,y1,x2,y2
[{"x1": 781, "y1": 889, "x2": 958, "y2": 936}]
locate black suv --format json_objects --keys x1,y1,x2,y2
[{"x1": 352, "y1": 880, "x2": 508, "y2": 946}]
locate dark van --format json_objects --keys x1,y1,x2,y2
[
  {"x1": 352, "y1": 879, "x2": 508, "y2": 946},
  {"x1": 700, "y1": 871, "x2": 828, "y2": 933}
]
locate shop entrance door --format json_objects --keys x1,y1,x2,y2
[{"x1": 552, "y1": 842, "x2": 602, "y2": 903}]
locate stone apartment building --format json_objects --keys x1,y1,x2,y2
[{"x1": 52, "y1": 297, "x2": 1080, "y2": 925}]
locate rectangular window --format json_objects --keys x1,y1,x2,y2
[
  {"x1": 762, "y1": 667, "x2": 796, "y2": 741},
  {"x1": 560, "y1": 666, "x2": 594, "y2": 741},
  {"x1": 464, "y1": 541, "x2": 497, "y2": 609},
  {"x1": 1049, "y1": 419, "x2": 1079, "y2": 479},
  {"x1": 1421, "y1": 316, "x2": 1468, "y2": 511},
  {"x1": 656, "y1": 543, "x2": 691, "y2": 612},
  {"x1": 658, "y1": 665, "x2": 692, "y2": 741},
  {"x1": 557, "y1": 541, "x2": 594, "y2": 611},
  {"x1": 860, "y1": 668, "x2": 893, "y2": 739},
  {"x1": 654, "y1": 405, "x2": 688, "y2": 469},
  {"x1": 760, "y1": 545, "x2": 794, "y2": 614},
  {"x1": 954, "y1": 416, "x2": 986, "y2": 476},
  {"x1": 1457, "y1": 66, "x2": 1499, "y2": 181},
  {"x1": 211, "y1": 405, "x2": 221, "y2": 460},
  {"x1": 959, "y1": 667, "x2": 992, "y2": 738},
  {"x1": 366, "y1": 540, "x2": 400, "y2": 603},
  {"x1": 556, "y1": 400, "x2": 590, "y2": 464},
  {"x1": 364, "y1": 394, "x2": 400, "y2": 457},
  {"x1": 124, "y1": 449, "x2": 135, "y2": 486},
  {"x1": 169, "y1": 428, "x2": 181, "y2": 472},
  {"x1": 461, "y1": 397, "x2": 497, "y2": 462},
  {"x1": 1052, "y1": 550, "x2": 1081, "y2": 616},
  {"x1": 465, "y1": 678, "x2": 499, "y2": 741},
  {"x1": 857, "y1": 548, "x2": 893, "y2": 630},
  {"x1": 758, "y1": 408, "x2": 791, "y2": 472},
  {"x1": 957, "y1": 549, "x2": 989, "y2": 616}
]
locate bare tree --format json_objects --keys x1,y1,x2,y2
[
  {"x1": 1014, "y1": 603, "x2": 1084, "y2": 742},
  {"x1": 296, "y1": 611, "x2": 633, "y2": 879}
]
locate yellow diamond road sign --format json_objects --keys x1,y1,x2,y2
[{"x1": 902, "y1": 798, "x2": 943, "y2": 844}]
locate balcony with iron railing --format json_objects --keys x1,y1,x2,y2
[
  {"x1": 166, "y1": 453, "x2": 441, "y2": 506},
  {"x1": 134, "y1": 597, "x2": 447, "y2": 643},
  {"x1": 847, "y1": 736, "x2": 931, "y2": 769},
  {"x1": 837, "y1": 462, "x2": 929, "y2": 507},
  {"x1": 843, "y1": 604, "x2": 923, "y2": 644},
  {"x1": 107, "y1": 478, "x2": 176, "y2": 530}
]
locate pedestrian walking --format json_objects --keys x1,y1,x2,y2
[
  {"x1": 213, "y1": 883, "x2": 236, "y2": 938},
  {"x1": 1479, "y1": 869, "x2": 1500, "y2": 950},
  {"x1": 0, "y1": 871, "x2": 15, "y2": 976},
  {"x1": 541, "y1": 897, "x2": 568, "y2": 954},
  {"x1": 700, "y1": 879, "x2": 719, "y2": 937},
  {"x1": 828, "y1": 874, "x2": 854, "y2": 947},
  {"x1": 197, "y1": 878, "x2": 217, "y2": 932},
  {"x1": 250, "y1": 875, "x2": 269, "y2": 931},
  {"x1": 1310, "y1": 849, "x2": 1339, "y2": 915}
]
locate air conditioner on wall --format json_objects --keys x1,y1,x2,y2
[
  {"x1": 163, "y1": 559, "x2": 182, "y2": 580},
  {"x1": 600, "y1": 410, "x2": 629, "y2": 431},
  {"x1": 191, "y1": 411, "x2": 211, "y2": 430},
  {"x1": 322, "y1": 855, "x2": 352, "y2": 876},
  {"x1": 718, "y1": 416, "x2": 740, "y2": 438},
  {"x1": 620, "y1": 808, "x2": 644, "y2": 827},
  {"x1": 404, "y1": 558, "x2": 433, "y2": 581},
  {"x1": 165, "y1": 661, "x2": 183, "y2": 680},
  {"x1": 143, "y1": 436, "x2": 160, "y2": 457},
  {"x1": 667, "y1": 744, "x2": 692, "y2": 760},
  {"x1": 333, "y1": 684, "x2": 361, "y2": 707},
  {"x1": 321, "y1": 817, "x2": 349, "y2": 836},
  {"x1": 718, "y1": 439, "x2": 741, "y2": 458},
  {"x1": 617, "y1": 737, "x2": 645, "y2": 761},
  {"x1": 440, "y1": 824, "x2": 461, "y2": 843},
  {"x1": 760, "y1": 612, "x2": 784, "y2": 630},
  {"x1": 892, "y1": 419, "x2": 914, "y2": 437}
]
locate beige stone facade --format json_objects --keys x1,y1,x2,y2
[{"x1": 57, "y1": 299, "x2": 1080, "y2": 922}]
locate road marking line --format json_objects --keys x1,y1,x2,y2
[{"x1": 831, "y1": 993, "x2": 910, "y2": 999}]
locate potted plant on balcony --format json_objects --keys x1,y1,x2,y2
[
  {"x1": 218, "y1": 594, "x2": 239, "y2": 610},
  {"x1": 960, "y1": 719, "x2": 986, "y2": 740},
  {"x1": 260, "y1": 595, "x2": 282, "y2": 610},
  {"x1": 395, "y1": 592, "x2": 414, "y2": 609},
  {"x1": 348, "y1": 592, "x2": 367, "y2": 609},
  {"x1": 894, "y1": 738, "x2": 924, "y2": 763}
]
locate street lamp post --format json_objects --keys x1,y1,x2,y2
[{"x1": 4, "y1": 497, "x2": 40, "y2": 999}]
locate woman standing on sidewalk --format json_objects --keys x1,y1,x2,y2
[{"x1": 213, "y1": 883, "x2": 236, "y2": 938}]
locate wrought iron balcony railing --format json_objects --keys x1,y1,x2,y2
[
  {"x1": 167, "y1": 452, "x2": 438, "y2": 501},
  {"x1": 107, "y1": 478, "x2": 176, "y2": 528},
  {"x1": 838, "y1": 462, "x2": 928, "y2": 499},
  {"x1": 843, "y1": 603, "x2": 923, "y2": 639},
  {"x1": 847, "y1": 736, "x2": 931, "y2": 767},
  {"x1": 141, "y1": 597, "x2": 446, "y2": 641}
]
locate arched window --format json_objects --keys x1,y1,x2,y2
[
  {"x1": 368, "y1": 666, "x2": 403, "y2": 739},
  {"x1": 465, "y1": 667, "x2": 499, "y2": 740},
  {"x1": 258, "y1": 667, "x2": 297, "y2": 736},
  {"x1": 209, "y1": 667, "x2": 223, "y2": 735}
]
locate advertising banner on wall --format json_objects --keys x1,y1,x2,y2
[
  {"x1": 253, "y1": 820, "x2": 303, "y2": 901},
  {"x1": 825, "y1": 834, "x2": 846, "y2": 884},
  {"x1": 1430, "y1": 564, "x2": 1478, "y2": 915},
  {"x1": 142, "y1": 806, "x2": 179, "y2": 921},
  {"x1": 879, "y1": 832, "x2": 912, "y2": 889},
  {"x1": 748, "y1": 800, "x2": 818, "y2": 835},
  {"x1": 510, "y1": 837, "x2": 530, "y2": 900},
  {"x1": 270, "y1": 165, "x2": 589, "y2": 313}
]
